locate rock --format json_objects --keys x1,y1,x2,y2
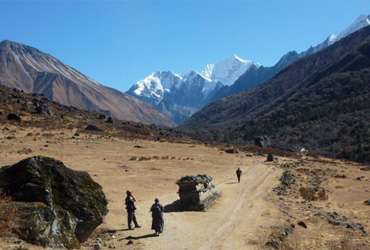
[
  {"x1": 127, "y1": 240, "x2": 133, "y2": 245},
  {"x1": 85, "y1": 124, "x2": 102, "y2": 132},
  {"x1": 364, "y1": 200, "x2": 370, "y2": 205},
  {"x1": 7, "y1": 112, "x2": 21, "y2": 121},
  {"x1": 93, "y1": 242, "x2": 102, "y2": 250},
  {"x1": 265, "y1": 225, "x2": 294, "y2": 249},
  {"x1": 266, "y1": 153, "x2": 274, "y2": 162},
  {"x1": 33, "y1": 103, "x2": 53, "y2": 116},
  {"x1": 280, "y1": 171, "x2": 295, "y2": 186},
  {"x1": 0, "y1": 156, "x2": 108, "y2": 248},
  {"x1": 165, "y1": 175, "x2": 219, "y2": 211},
  {"x1": 273, "y1": 170, "x2": 296, "y2": 196},
  {"x1": 297, "y1": 221, "x2": 307, "y2": 229},
  {"x1": 316, "y1": 211, "x2": 367, "y2": 235},
  {"x1": 224, "y1": 147, "x2": 238, "y2": 154},
  {"x1": 254, "y1": 136, "x2": 271, "y2": 148}
]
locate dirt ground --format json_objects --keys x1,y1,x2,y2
[{"x1": 0, "y1": 125, "x2": 369, "y2": 250}]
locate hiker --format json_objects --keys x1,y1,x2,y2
[
  {"x1": 150, "y1": 198, "x2": 164, "y2": 236},
  {"x1": 125, "y1": 190, "x2": 141, "y2": 230},
  {"x1": 236, "y1": 167, "x2": 242, "y2": 183}
]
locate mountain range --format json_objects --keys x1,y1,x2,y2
[
  {"x1": 0, "y1": 40, "x2": 173, "y2": 127},
  {"x1": 127, "y1": 55, "x2": 257, "y2": 124},
  {"x1": 182, "y1": 24, "x2": 370, "y2": 162},
  {"x1": 127, "y1": 15, "x2": 370, "y2": 125}
]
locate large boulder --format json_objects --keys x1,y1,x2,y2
[
  {"x1": 0, "y1": 156, "x2": 108, "y2": 249},
  {"x1": 165, "y1": 175, "x2": 219, "y2": 211}
]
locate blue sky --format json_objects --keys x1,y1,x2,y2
[{"x1": 0, "y1": 0, "x2": 369, "y2": 91}]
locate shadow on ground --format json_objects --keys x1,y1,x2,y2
[{"x1": 125, "y1": 233, "x2": 158, "y2": 240}]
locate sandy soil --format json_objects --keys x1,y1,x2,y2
[{"x1": 0, "y1": 125, "x2": 369, "y2": 250}]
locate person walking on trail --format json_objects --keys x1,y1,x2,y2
[
  {"x1": 150, "y1": 198, "x2": 164, "y2": 236},
  {"x1": 236, "y1": 167, "x2": 242, "y2": 183},
  {"x1": 125, "y1": 190, "x2": 141, "y2": 230}
]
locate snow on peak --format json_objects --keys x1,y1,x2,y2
[
  {"x1": 233, "y1": 54, "x2": 248, "y2": 63},
  {"x1": 129, "y1": 71, "x2": 183, "y2": 104},
  {"x1": 327, "y1": 34, "x2": 338, "y2": 44},
  {"x1": 338, "y1": 15, "x2": 370, "y2": 39},
  {"x1": 201, "y1": 55, "x2": 259, "y2": 86},
  {"x1": 128, "y1": 55, "x2": 259, "y2": 104},
  {"x1": 304, "y1": 15, "x2": 370, "y2": 56},
  {"x1": 183, "y1": 70, "x2": 211, "y2": 82}
]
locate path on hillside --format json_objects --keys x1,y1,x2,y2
[{"x1": 121, "y1": 163, "x2": 280, "y2": 250}]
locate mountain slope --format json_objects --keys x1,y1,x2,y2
[
  {"x1": 182, "y1": 26, "x2": 370, "y2": 162},
  {"x1": 0, "y1": 40, "x2": 173, "y2": 127},
  {"x1": 210, "y1": 51, "x2": 300, "y2": 101},
  {"x1": 211, "y1": 15, "x2": 370, "y2": 101}
]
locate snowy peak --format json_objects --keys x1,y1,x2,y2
[
  {"x1": 182, "y1": 70, "x2": 211, "y2": 82},
  {"x1": 201, "y1": 55, "x2": 259, "y2": 86},
  {"x1": 128, "y1": 71, "x2": 182, "y2": 105},
  {"x1": 338, "y1": 15, "x2": 370, "y2": 39},
  {"x1": 302, "y1": 15, "x2": 370, "y2": 57}
]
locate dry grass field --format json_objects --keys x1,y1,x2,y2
[{"x1": 0, "y1": 124, "x2": 369, "y2": 250}]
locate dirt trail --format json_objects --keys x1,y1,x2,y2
[{"x1": 122, "y1": 163, "x2": 280, "y2": 250}]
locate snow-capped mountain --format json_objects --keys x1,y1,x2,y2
[
  {"x1": 338, "y1": 14, "x2": 370, "y2": 39},
  {"x1": 201, "y1": 55, "x2": 259, "y2": 86},
  {"x1": 303, "y1": 15, "x2": 370, "y2": 56},
  {"x1": 129, "y1": 71, "x2": 183, "y2": 106},
  {"x1": 212, "y1": 14, "x2": 370, "y2": 102},
  {"x1": 128, "y1": 15, "x2": 370, "y2": 125},
  {"x1": 127, "y1": 55, "x2": 255, "y2": 124},
  {"x1": 127, "y1": 70, "x2": 223, "y2": 124}
]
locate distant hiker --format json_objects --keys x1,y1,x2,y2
[
  {"x1": 125, "y1": 191, "x2": 141, "y2": 230},
  {"x1": 150, "y1": 198, "x2": 164, "y2": 236},
  {"x1": 236, "y1": 168, "x2": 242, "y2": 183}
]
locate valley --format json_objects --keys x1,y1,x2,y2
[
  {"x1": 0, "y1": 4, "x2": 369, "y2": 250},
  {"x1": 0, "y1": 123, "x2": 369, "y2": 250}
]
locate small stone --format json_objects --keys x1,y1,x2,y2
[
  {"x1": 297, "y1": 221, "x2": 307, "y2": 229},
  {"x1": 224, "y1": 147, "x2": 238, "y2": 154},
  {"x1": 85, "y1": 124, "x2": 102, "y2": 132},
  {"x1": 7, "y1": 112, "x2": 21, "y2": 121}
]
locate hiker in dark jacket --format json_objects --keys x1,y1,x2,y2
[
  {"x1": 236, "y1": 167, "x2": 242, "y2": 183},
  {"x1": 125, "y1": 190, "x2": 141, "y2": 230},
  {"x1": 150, "y1": 198, "x2": 164, "y2": 236}
]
